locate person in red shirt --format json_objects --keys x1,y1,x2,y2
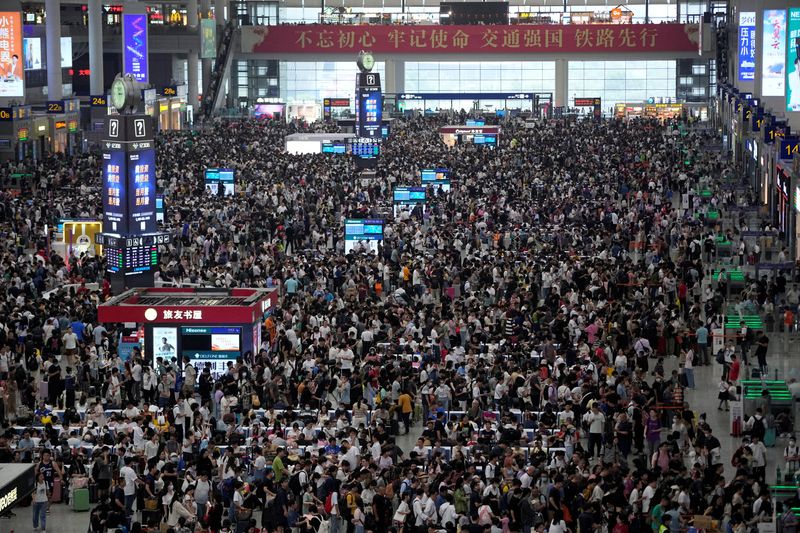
[{"x1": 729, "y1": 354, "x2": 741, "y2": 382}]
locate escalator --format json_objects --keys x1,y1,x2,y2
[{"x1": 200, "y1": 19, "x2": 238, "y2": 117}]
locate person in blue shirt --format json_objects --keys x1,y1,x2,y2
[
  {"x1": 284, "y1": 276, "x2": 300, "y2": 295},
  {"x1": 70, "y1": 318, "x2": 85, "y2": 341},
  {"x1": 695, "y1": 324, "x2": 709, "y2": 365}
]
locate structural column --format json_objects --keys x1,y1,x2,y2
[
  {"x1": 384, "y1": 59, "x2": 405, "y2": 96},
  {"x1": 215, "y1": 0, "x2": 228, "y2": 24},
  {"x1": 187, "y1": 0, "x2": 200, "y2": 112},
  {"x1": 88, "y1": 0, "x2": 104, "y2": 95},
  {"x1": 555, "y1": 59, "x2": 568, "y2": 109},
  {"x1": 172, "y1": 56, "x2": 185, "y2": 85},
  {"x1": 188, "y1": 52, "x2": 199, "y2": 113},
  {"x1": 201, "y1": 0, "x2": 212, "y2": 97},
  {"x1": 45, "y1": 0, "x2": 63, "y2": 100}
]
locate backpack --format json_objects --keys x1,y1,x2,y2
[
  {"x1": 288, "y1": 471, "x2": 304, "y2": 497},
  {"x1": 324, "y1": 492, "x2": 334, "y2": 514},
  {"x1": 407, "y1": 498, "x2": 419, "y2": 526},
  {"x1": 752, "y1": 416, "x2": 765, "y2": 436},
  {"x1": 715, "y1": 349, "x2": 725, "y2": 365}
]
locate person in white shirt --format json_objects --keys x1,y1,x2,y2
[
  {"x1": 120, "y1": 457, "x2": 140, "y2": 514},
  {"x1": 583, "y1": 403, "x2": 606, "y2": 459},
  {"x1": 641, "y1": 479, "x2": 657, "y2": 514}
]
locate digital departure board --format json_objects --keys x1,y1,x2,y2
[
  {"x1": 105, "y1": 244, "x2": 158, "y2": 275},
  {"x1": 125, "y1": 244, "x2": 158, "y2": 273},
  {"x1": 350, "y1": 138, "x2": 380, "y2": 158},
  {"x1": 106, "y1": 247, "x2": 123, "y2": 273}
]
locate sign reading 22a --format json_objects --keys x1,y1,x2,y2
[{"x1": 780, "y1": 138, "x2": 800, "y2": 160}]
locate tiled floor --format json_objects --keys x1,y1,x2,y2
[{"x1": 5, "y1": 343, "x2": 797, "y2": 532}]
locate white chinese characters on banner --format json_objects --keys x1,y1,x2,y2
[{"x1": 162, "y1": 309, "x2": 203, "y2": 320}]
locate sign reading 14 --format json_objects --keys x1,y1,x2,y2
[{"x1": 782, "y1": 138, "x2": 800, "y2": 159}]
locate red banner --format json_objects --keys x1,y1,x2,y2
[{"x1": 242, "y1": 23, "x2": 699, "y2": 54}]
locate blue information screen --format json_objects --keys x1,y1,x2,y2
[
  {"x1": 205, "y1": 168, "x2": 235, "y2": 196},
  {"x1": 127, "y1": 148, "x2": 156, "y2": 233},
  {"x1": 156, "y1": 194, "x2": 164, "y2": 223},
  {"x1": 357, "y1": 86, "x2": 382, "y2": 139},
  {"x1": 420, "y1": 168, "x2": 450, "y2": 183},
  {"x1": 344, "y1": 218, "x2": 384, "y2": 253},
  {"x1": 322, "y1": 142, "x2": 347, "y2": 154},
  {"x1": 103, "y1": 150, "x2": 127, "y2": 234},
  {"x1": 393, "y1": 186, "x2": 427, "y2": 203}
]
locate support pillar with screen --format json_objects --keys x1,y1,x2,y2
[{"x1": 97, "y1": 113, "x2": 169, "y2": 294}]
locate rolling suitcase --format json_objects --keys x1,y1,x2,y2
[
  {"x1": 51, "y1": 478, "x2": 62, "y2": 503},
  {"x1": 72, "y1": 487, "x2": 90, "y2": 511},
  {"x1": 142, "y1": 508, "x2": 162, "y2": 526},
  {"x1": 39, "y1": 380, "x2": 49, "y2": 400},
  {"x1": 765, "y1": 427, "x2": 777, "y2": 447}
]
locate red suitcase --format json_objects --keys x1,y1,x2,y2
[{"x1": 51, "y1": 478, "x2": 62, "y2": 503}]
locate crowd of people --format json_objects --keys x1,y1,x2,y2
[{"x1": 0, "y1": 112, "x2": 794, "y2": 533}]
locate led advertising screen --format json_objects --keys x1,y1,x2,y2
[
  {"x1": 762, "y1": 10, "x2": 787, "y2": 97},
  {"x1": 738, "y1": 12, "x2": 756, "y2": 81},
  {"x1": 152, "y1": 327, "x2": 178, "y2": 361},
  {"x1": 344, "y1": 218, "x2": 384, "y2": 254},
  {"x1": 181, "y1": 326, "x2": 241, "y2": 375},
  {"x1": 205, "y1": 168, "x2": 235, "y2": 196},
  {"x1": 60, "y1": 36, "x2": 72, "y2": 68},
  {"x1": 127, "y1": 149, "x2": 157, "y2": 233},
  {"x1": 123, "y1": 13, "x2": 149, "y2": 83},
  {"x1": 0, "y1": 12, "x2": 23, "y2": 98},
  {"x1": 23, "y1": 38, "x2": 42, "y2": 70},
  {"x1": 103, "y1": 150, "x2": 128, "y2": 234},
  {"x1": 393, "y1": 186, "x2": 427, "y2": 217},
  {"x1": 787, "y1": 8, "x2": 800, "y2": 111},
  {"x1": 253, "y1": 104, "x2": 285, "y2": 119}
]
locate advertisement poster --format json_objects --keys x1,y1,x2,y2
[
  {"x1": 118, "y1": 334, "x2": 141, "y2": 361},
  {"x1": 102, "y1": 150, "x2": 128, "y2": 234},
  {"x1": 738, "y1": 12, "x2": 756, "y2": 81},
  {"x1": 23, "y1": 38, "x2": 42, "y2": 70},
  {"x1": 200, "y1": 19, "x2": 216, "y2": 59},
  {"x1": 762, "y1": 10, "x2": 787, "y2": 97},
  {"x1": 0, "y1": 12, "x2": 24, "y2": 98},
  {"x1": 126, "y1": 149, "x2": 157, "y2": 233},
  {"x1": 787, "y1": 8, "x2": 800, "y2": 111},
  {"x1": 152, "y1": 327, "x2": 178, "y2": 361},
  {"x1": 123, "y1": 13, "x2": 149, "y2": 83},
  {"x1": 60, "y1": 36, "x2": 72, "y2": 68}
]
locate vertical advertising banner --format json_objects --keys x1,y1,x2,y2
[
  {"x1": 0, "y1": 12, "x2": 23, "y2": 98},
  {"x1": 123, "y1": 13, "x2": 149, "y2": 83},
  {"x1": 152, "y1": 327, "x2": 178, "y2": 362},
  {"x1": 738, "y1": 12, "x2": 756, "y2": 81},
  {"x1": 762, "y1": 10, "x2": 787, "y2": 97},
  {"x1": 200, "y1": 19, "x2": 217, "y2": 59},
  {"x1": 787, "y1": 8, "x2": 800, "y2": 111},
  {"x1": 127, "y1": 148, "x2": 157, "y2": 233}
]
